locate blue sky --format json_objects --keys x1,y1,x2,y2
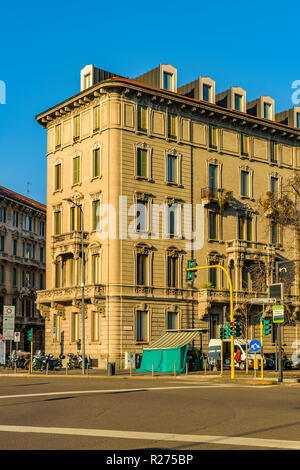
[{"x1": 0, "y1": 0, "x2": 299, "y2": 204}]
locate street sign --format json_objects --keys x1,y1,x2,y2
[
  {"x1": 14, "y1": 332, "x2": 20, "y2": 342},
  {"x1": 0, "y1": 334, "x2": 3, "y2": 342},
  {"x1": 268, "y1": 284, "x2": 283, "y2": 300},
  {"x1": 251, "y1": 298, "x2": 277, "y2": 305},
  {"x1": 249, "y1": 339, "x2": 262, "y2": 353},
  {"x1": 3, "y1": 305, "x2": 15, "y2": 341},
  {"x1": 273, "y1": 305, "x2": 284, "y2": 323}
]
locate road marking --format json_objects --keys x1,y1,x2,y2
[
  {"x1": 0, "y1": 383, "x2": 274, "y2": 400},
  {"x1": 0, "y1": 424, "x2": 298, "y2": 449}
]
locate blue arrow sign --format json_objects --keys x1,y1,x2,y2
[{"x1": 249, "y1": 339, "x2": 261, "y2": 352}]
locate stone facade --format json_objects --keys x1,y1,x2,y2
[
  {"x1": 35, "y1": 64, "x2": 300, "y2": 367},
  {"x1": 0, "y1": 186, "x2": 46, "y2": 353}
]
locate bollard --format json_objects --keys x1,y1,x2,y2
[
  {"x1": 46, "y1": 362, "x2": 49, "y2": 376},
  {"x1": 66, "y1": 363, "x2": 68, "y2": 375},
  {"x1": 152, "y1": 364, "x2": 154, "y2": 377},
  {"x1": 14, "y1": 362, "x2": 17, "y2": 375},
  {"x1": 204, "y1": 359, "x2": 207, "y2": 376},
  {"x1": 130, "y1": 363, "x2": 132, "y2": 377},
  {"x1": 186, "y1": 362, "x2": 188, "y2": 376},
  {"x1": 174, "y1": 363, "x2": 176, "y2": 377}
]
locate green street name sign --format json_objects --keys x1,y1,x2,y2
[{"x1": 272, "y1": 305, "x2": 284, "y2": 323}]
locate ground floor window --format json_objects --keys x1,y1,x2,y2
[{"x1": 91, "y1": 311, "x2": 100, "y2": 342}]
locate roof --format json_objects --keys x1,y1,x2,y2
[
  {"x1": 0, "y1": 186, "x2": 46, "y2": 212},
  {"x1": 143, "y1": 329, "x2": 207, "y2": 350}
]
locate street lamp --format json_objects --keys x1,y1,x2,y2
[{"x1": 64, "y1": 197, "x2": 86, "y2": 375}]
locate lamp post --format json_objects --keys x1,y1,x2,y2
[{"x1": 64, "y1": 198, "x2": 86, "y2": 375}]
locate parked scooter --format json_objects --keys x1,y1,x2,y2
[
  {"x1": 67, "y1": 353, "x2": 83, "y2": 369},
  {"x1": 42, "y1": 353, "x2": 65, "y2": 371}
]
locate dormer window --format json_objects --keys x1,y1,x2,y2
[
  {"x1": 163, "y1": 72, "x2": 173, "y2": 91},
  {"x1": 203, "y1": 84, "x2": 211, "y2": 102},
  {"x1": 84, "y1": 73, "x2": 91, "y2": 89},
  {"x1": 264, "y1": 103, "x2": 272, "y2": 119},
  {"x1": 234, "y1": 94, "x2": 242, "y2": 111}
]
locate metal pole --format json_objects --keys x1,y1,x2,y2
[
  {"x1": 275, "y1": 260, "x2": 283, "y2": 383},
  {"x1": 81, "y1": 208, "x2": 85, "y2": 376}
]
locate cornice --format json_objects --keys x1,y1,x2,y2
[{"x1": 35, "y1": 77, "x2": 300, "y2": 144}]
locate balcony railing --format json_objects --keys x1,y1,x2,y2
[{"x1": 201, "y1": 187, "x2": 233, "y2": 210}]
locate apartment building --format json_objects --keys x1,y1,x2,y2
[
  {"x1": 0, "y1": 186, "x2": 46, "y2": 352},
  {"x1": 35, "y1": 63, "x2": 300, "y2": 368}
]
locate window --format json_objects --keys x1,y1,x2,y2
[
  {"x1": 167, "y1": 311, "x2": 178, "y2": 330},
  {"x1": 271, "y1": 222, "x2": 278, "y2": 244},
  {"x1": 270, "y1": 141, "x2": 278, "y2": 163},
  {"x1": 270, "y1": 176, "x2": 278, "y2": 197},
  {"x1": 39, "y1": 221, "x2": 45, "y2": 237},
  {"x1": 91, "y1": 311, "x2": 100, "y2": 342},
  {"x1": 238, "y1": 216, "x2": 245, "y2": 240},
  {"x1": 138, "y1": 105, "x2": 148, "y2": 132},
  {"x1": 55, "y1": 259, "x2": 62, "y2": 288},
  {"x1": 163, "y1": 72, "x2": 172, "y2": 91},
  {"x1": 137, "y1": 148, "x2": 148, "y2": 178},
  {"x1": 264, "y1": 103, "x2": 272, "y2": 119},
  {"x1": 167, "y1": 155, "x2": 177, "y2": 183},
  {"x1": 167, "y1": 255, "x2": 178, "y2": 288},
  {"x1": 92, "y1": 148, "x2": 100, "y2": 178},
  {"x1": 93, "y1": 105, "x2": 100, "y2": 132},
  {"x1": 55, "y1": 124, "x2": 61, "y2": 149},
  {"x1": 0, "y1": 236, "x2": 5, "y2": 252},
  {"x1": 92, "y1": 254, "x2": 100, "y2": 284},
  {"x1": 242, "y1": 267, "x2": 250, "y2": 290},
  {"x1": 13, "y1": 239, "x2": 17, "y2": 256},
  {"x1": 209, "y1": 164, "x2": 217, "y2": 196},
  {"x1": 40, "y1": 247, "x2": 44, "y2": 263},
  {"x1": 26, "y1": 216, "x2": 32, "y2": 231},
  {"x1": 92, "y1": 200, "x2": 100, "y2": 230},
  {"x1": 54, "y1": 314, "x2": 60, "y2": 342},
  {"x1": 209, "y1": 313, "x2": 219, "y2": 339},
  {"x1": 71, "y1": 313, "x2": 80, "y2": 342},
  {"x1": 209, "y1": 125, "x2": 217, "y2": 149},
  {"x1": 73, "y1": 156, "x2": 81, "y2": 185},
  {"x1": 54, "y1": 211, "x2": 61, "y2": 235},
  {"x1": 246, "y1": 217, "x2": 252, "y2": 241},
  {"x1": 39, "y1": 273, "x2": 44, "y2": 290},
  {"x1": 241, "y1": 170, "x2": 249, "y2": 196},
  {"x1": 13, "y1": 268, "x2": 17, "y2": 287},
  {"x1": 77, "y1": 205, "x2": 83, "y2": 231},
  {"x1": 203, "y1": 84, "x2": 211, "y2": 102},
  {"x1": 84, "y1": 73, "x2": 91, "y2": 89},
  {"x1": 209, "y1": 265, "x2": 217, "y2": 288},
  {"x1": 234, "y1": 94, "x2": 242, "y2": 111},
  {"x1": 54, "y1": 163, "x2": 62, "y2": 191},
  {"x1": 136, "y1": 200, "x2": 147, "y2": 232},
  {"x1": 136, "y1": 253, "x2": 148, "y2": 286},
  {"x1": 297, "y1": 113, "x2": 300, "y2": 129},
  {"x1": 208, "y1": 212, "x2": 217, "y2": 239},
  {"x1": 241, "y1": 134, "x2": 249, "y2": 156},
  {"x1": 73, "y1": 115, "x2": 80, "y2": 141},
  {"x1": 0, "y1": 265, "x2": 4, "y2": 284},
  {"x1": 136, "y1": 310, "x2": 148, "y2": 341},
  {"x1": 167, "y1": 114, "x2": 177, "y2": 139},
  {"x1": 0, "y1": 207, "x2": 6, "y2": 223},
  {"x1": 12, "y1": 211, "x2": 18, "y2": 227},
  {"x1": 70, "y1": 206, "x2": 75, "y2": 231}
]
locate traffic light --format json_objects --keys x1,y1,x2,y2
[
  {"x1": 229, "y1": 322, "x2": 236, "y2": 336},
  {"x1": 219, "y1": 325, "x2": 230, "y2": 339},
  {"x1": 235, "y1": 322, "x2": 242, "y2": 337},
  {"x1": 262, "y1": 319, "x2": 271, "y2": 336},
  {"x1": 186, "y1": 260, "x2": 197, "y2": 281},
  {"x1": 26, "y1": 328, "x2": 33, "y2": 342}
]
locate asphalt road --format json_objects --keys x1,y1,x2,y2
[{"x1": 0, "y1": 375, "x2": 300, "y2": 452}]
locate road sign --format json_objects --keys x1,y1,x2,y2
[
  {"x1": 0, "y1": 334, "x2": 3, "y2": 342},
  {"x1": 14, "y1": 332, "x2": 20, "y2": 342},
  {"x1": 3, "y1": 305, "x2": 15, "y2": 340},
  {"x1": 249, "y1": 339, "x2": 262, "y2": 353},
  {"x1": 268, "y1": 284, "x2": 283, "y2": 300},
  {"x1": 273, "y1": 305, "x2": 284, "y2": 323},
  {"x1": 251, "y1": 298, "x2": 277, "y2": 305}
]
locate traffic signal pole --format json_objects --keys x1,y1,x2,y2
[{"x1": 185, "y1": 264, "x2": 235, "y2": 380}]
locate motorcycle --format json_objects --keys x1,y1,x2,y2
[
  {"x1": 67, "y1": 353, "x2": 82, "y2": 369},
  {"x1": 32, "y1": 351, "x2": 46, "y2": 371},
  {"x1": 42, "y1": 353, "x2": 65, "y2": 371}
]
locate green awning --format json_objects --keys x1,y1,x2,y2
[{"x1": 143, "y1": 329, "x2": 206, "y2": 350}]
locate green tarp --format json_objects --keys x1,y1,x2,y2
[{"x1": 137, "y1": 345, "x2": 188, "y2": 374}]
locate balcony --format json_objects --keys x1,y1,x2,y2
[
  {"x1": 226, "y1": 239, "x2": 276, "y2": 257},
  {"x1": 201, "y1": 187, "x2": 233, "y2": 210},
  {"x1": 36, "y1": 284, "x2": 106, "y2": 306}
]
